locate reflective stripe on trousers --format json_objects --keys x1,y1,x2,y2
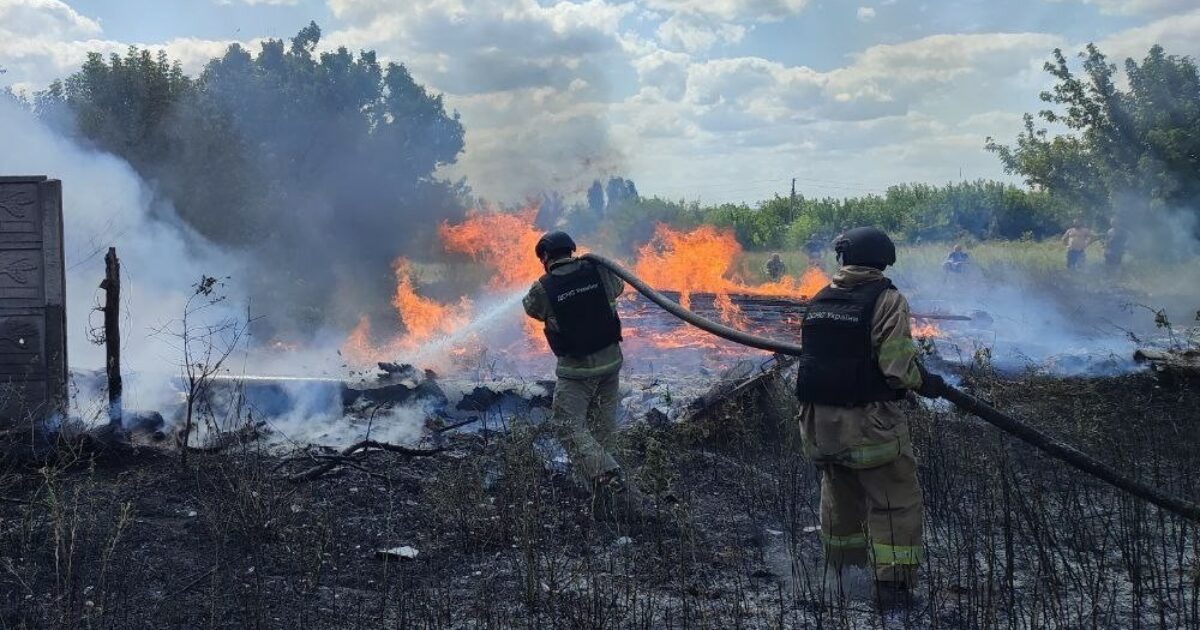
[
  {"x1": 820, "y1": 531, "x2": 867, "y2": 550},
  {"x1": 871, "y1": 542, "x2": 922, "y2": 565},
  {"x1": 807, "y1": 438, "x2": 904, "y2": 469},
  {"x1": 820, "y1": 533, "x2": 921, "y2": 565}
]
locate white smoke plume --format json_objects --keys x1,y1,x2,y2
[{"x1": 0, "y1": 97, "x2": 247, "y2": 415}]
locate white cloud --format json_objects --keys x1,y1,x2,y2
[
  {"x1": 0, "y1": 0, "x2": 258, "y2": 93},
  {"x1": 655, "y1": 14, "x2": 746, "y2": 52},
  {"x1": 642, "y1": 0, "x2": 808, "y2": 21},
  {"x1": 643, "y1": 0, "x2": 810, "y2": 51},
  {"x1": 0, "y1": 0, "x2": 101, "y2": 40},
  {"x1": 1096, "y1": 7, "x2": 1200, "y2": 60},
  {"x1": 631, "y1": 46, "x2": 691, "y2": 100},
  {"x1": 857, "y1": 6, "x2": 876, "y2": 22},
  {"x1": 325, "y1": 0, "x2": 634, "y2": 94},
  {"x1": 1047, "y1": 0, "x2": 1197, "y2": 16},
  {"x1": 669, "y1": 32, "x2": 1059, "y2": 133}
]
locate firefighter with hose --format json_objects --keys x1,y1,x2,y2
[
  {"x1": 523, "y1": 231, "x2": 651, "y2": 526},
  {"x1": 794, "y1": 227, "x2": 943, "y2": 605}
]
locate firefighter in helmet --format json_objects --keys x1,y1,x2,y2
[
  {"x1": 795, "y1": 227, "x2": 944, "y2": 603},
  {"x1": 523, "y1": 231, "x2": 648, "y2": 523}
]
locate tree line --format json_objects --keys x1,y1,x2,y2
[{"x1": 575, "y1": 180, "x2": 1068, "y2": 254}]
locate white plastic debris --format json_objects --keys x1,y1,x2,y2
[
  {"x1": 376, "y1": 546, "x2": 420, "y2": 561},
  {"x1": 803, "y1": 525, "x2": 820, "y2": 534},
  {"x1": 616, "y1": 536, "x2": 633, "y2": 546}
]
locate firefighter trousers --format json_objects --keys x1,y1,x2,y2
[
  {"x1": 549, "y1": 372, "x2": 622, "y2": 482},
  {"x1": 819, "y1": 446, "x2": 923, "y2": 585}
]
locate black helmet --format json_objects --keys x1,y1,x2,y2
[
  {"x1": 834, "y1": 227, "x2": 896, "y2": 269},
  {"x1": 535, "y1": 231, "x2": 577, "y2": 260}
]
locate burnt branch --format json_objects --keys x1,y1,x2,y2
[{"x1": 285, "y1": 439, "x2": 445, "y2": 483}]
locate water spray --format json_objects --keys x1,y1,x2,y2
[{"x1": 582, "y1": 253, "x2": 1200, "y2": 524}]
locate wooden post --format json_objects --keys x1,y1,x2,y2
[{"x1": 102, "y1": 247, "x2": 122, "y2": 428}]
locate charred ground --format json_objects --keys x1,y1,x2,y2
[{"x1": 1, "y1": 367, "x2": 1198, "y2": 629}]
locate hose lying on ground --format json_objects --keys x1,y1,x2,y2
[{"x1": 582, "y1": 253, "x2": 1200, "y2": 524}]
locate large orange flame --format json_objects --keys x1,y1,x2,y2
[
  {"x1": 632, "y1": 224, "x2": 830, "y2": 327},
  {"x1": 633, "y1": 224, "x2": 742, "y2": 310},
  {"x1": 391, "y1": 259, "x2": 471, "y2": 341},
  {"x1": 343, "y1": 218, "x2": 837, "y2": 368},
  {"x1": 340, "y1": 258, "x2": 472, "y2": 365},
  {"x1": 439, "y1": 208, "x2": 545, "y2": 290}
]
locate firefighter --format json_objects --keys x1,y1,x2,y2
[
  {"x1": 523, "y1": 231, "x2": 648, "y2": 523},
  {"x1": 795, "y1": 227, "x2": 944, "y2": 604}
]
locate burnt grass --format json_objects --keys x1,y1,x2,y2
[{"x1": 1, "y1": 369, "x2": 1199, "y2": 629}]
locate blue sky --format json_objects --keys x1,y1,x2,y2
[{"x1": 3, "y1": 0, "x2": 1199, "y2": 204}]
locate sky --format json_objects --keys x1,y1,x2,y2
[{"x1": 2, "y1": 0, "x2": 1199, "y2": 205}]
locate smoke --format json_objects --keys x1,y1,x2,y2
[
  {"x1": 255, "y1": 380, "x2": 427, "y2": 448},
  {"x1": 0, "y1": 97, "x2": 266, "y2": 415},
  {"x1": 894, "y1": 256, "x2": 1150, "y2": 377}
]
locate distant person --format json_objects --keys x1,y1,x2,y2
[
  {"x1": 804, "y1": 237, "x2": 826, "y2": 267},
  {"x1": 1104, "y1": 217, "x2": 1129, "y2": 269},
  {"x1": 942, "y1": 244, "x2": 970, "y2": 274},
  {"x1": 765, "y1": 253, "x2": 787, "y2": 281},
  {"x1": 1062, "y1": 219, "x2": 1094, "y2": 270}
]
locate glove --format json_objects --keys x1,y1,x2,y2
[{"x1": 916, "y1": 364, "x2": 946, "y2": 399}]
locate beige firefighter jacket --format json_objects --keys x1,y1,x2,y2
[
  {"x1": 799, "y1": 265, "x2": 923, "y2": 469},
  {"x1": 523, "y1": 257, "x2": 625, "y2": 379}
]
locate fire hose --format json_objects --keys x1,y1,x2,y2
[{"x1": 582, "y1": 253, "x2": 1200, "y2": 523}]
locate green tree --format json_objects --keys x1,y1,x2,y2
[{"x1": 987, "y1": 44, "x2": 1200, "y2": 227}]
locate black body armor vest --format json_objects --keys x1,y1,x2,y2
[
  {"x1": 539, "y1": 261, "x2": 622, "y2": 358},
  {"x1": 795, "y1": 278, "x2": 906, "y2": 405}
]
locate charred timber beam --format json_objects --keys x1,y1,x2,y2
[{"x1": 1134, "y1": 348, "x2": 1200, "y2": 375}]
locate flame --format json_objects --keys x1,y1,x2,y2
[
  {"x1": 633, "y1": 224, "x2": 741, "y2": 310},
  {"x1": 439, "y1": 208, "x2": 545, "y2": 290},
  {"x1": 632, "y1": 224, "x2": 830, "y2": 329},
  {"x1": 343, "y1": 218, "x2": 836, "y2": 369},
  {"x1": 340, "y1": 258, "x2": 472, "y2": 365},
  {"x1": 391, "y1": 258, "x2": 471, "y2": 341},
  {"x1": 341, "y1": 315, "x2": 379, "y2": 364},
  {"x1": 757, "y1": 266, "x2": 830, "y2": 300},
  {"x1": 910, "y1": 318, "x2": 942, "y2": 340}
]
